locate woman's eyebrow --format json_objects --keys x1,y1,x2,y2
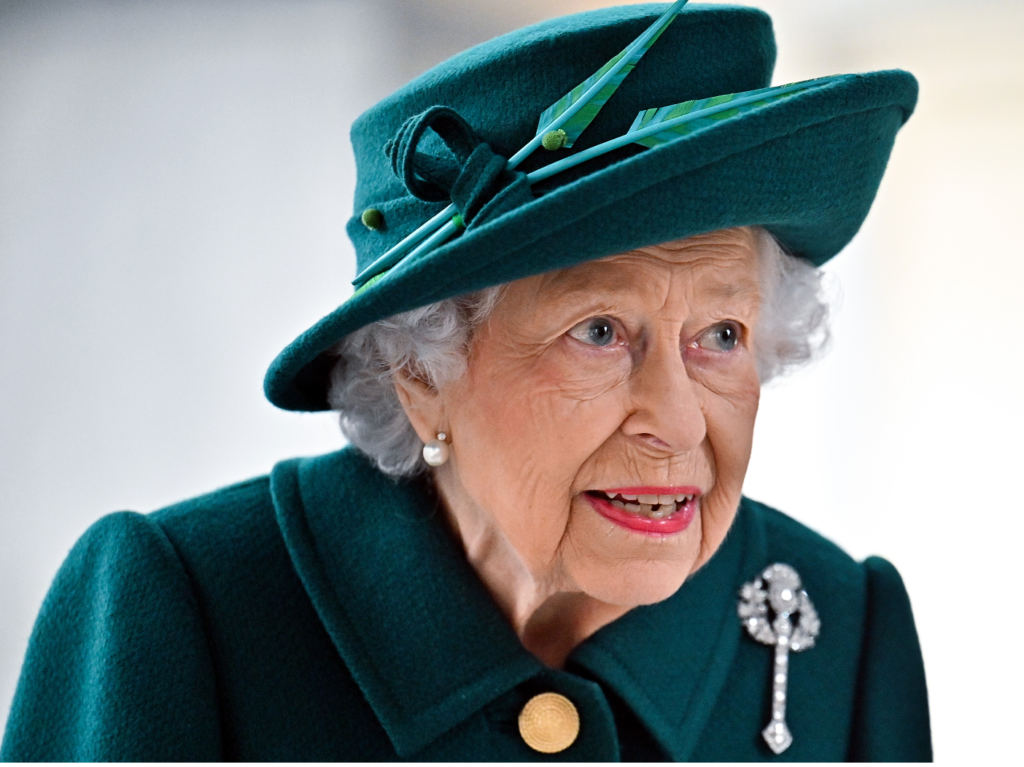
[
  {"x1": 535, "y1": 277, "x2": 760, "y2": 318},
  {"x1": 696, "y1": 279, "x2": 761, "y2": 302},
  {"x1": 539, "y1": 269, "x2": 653, "y2": 299}
]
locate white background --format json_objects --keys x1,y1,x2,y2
[{"x1": 1, "y1": 0, "x2": 1021, "y2": 760}]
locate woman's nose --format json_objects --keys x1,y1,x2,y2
[{"x1": 620, "y1": 334, "x2": 706, "y2": 453}]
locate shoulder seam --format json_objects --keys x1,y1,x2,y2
[{"x1": 147, "y1": 514, "x2": 227, "y2": 742}]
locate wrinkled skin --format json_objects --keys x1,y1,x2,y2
[{"x1": 395, "y1": 227, "x2": 763, "y2": 667}]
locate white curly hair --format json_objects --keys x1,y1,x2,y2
[{"x1": 327, "y1": 227, "x2": 830, "y2": 477}]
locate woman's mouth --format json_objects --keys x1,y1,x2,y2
[{"x1": 584, "y1": 487, "x2": 700, "y2": 535}]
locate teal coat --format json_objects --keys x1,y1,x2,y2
[{"x1": 2, "y1": 448, "x2": 931, "y2": 761}]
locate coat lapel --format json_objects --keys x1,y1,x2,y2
[{"x1": 271, "y1": 449, "x2": 543, "y2": 757}]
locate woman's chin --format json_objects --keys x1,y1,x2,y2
[
  {"x1": 563, "y1": 496, "x2": 705, "y2": 607},
  {"x1": 572, "y1": 556, "x2": 695, "y2": 607}
]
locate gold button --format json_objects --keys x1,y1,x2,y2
[{"x1": 518, "y1": 692, "x2": 579, "y2": 754}]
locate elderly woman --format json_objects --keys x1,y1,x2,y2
[{"x1": 2, "y1": 2, "x2": 930, "y2": 762}]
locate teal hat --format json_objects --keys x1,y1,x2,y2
[{"x1": 265, "y1": 2, "x2": 917, "y2": 412}]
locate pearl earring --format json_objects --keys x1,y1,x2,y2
[{"x1": 422, "y1": 432, "x2": 450, "y2": 467}]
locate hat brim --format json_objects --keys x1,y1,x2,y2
[{"x1": 266, "y1": 70, "x2": 917, "y2": 412}]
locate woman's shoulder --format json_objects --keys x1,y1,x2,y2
[
  {"x1": 725, "y1": 496, "x2": 931, "y2": 762},
  {"x1": 1, "y1": 504, "x2": 230, "y2": 759},
  {"x1": 145, "y1": 449, "x2": 359, "y2": 566},
  {"x1": 152, "y1": 471, "x2": 274, "y2": 533},
  {"x1": 739, "y1": 495, "x2": 877, "y2": 596},
  {"x1": 2, "y1": 451, "x2": 380, "y2": 761},
  {"x1": 736, "y1": 497, "x2": 923, "y2": 665},
  {"x1": 50, "y1": 447, "x2": 389, "y2": 619},
  {"x1": 749, "y1": 498, "x2": 920, "y2": 638}
]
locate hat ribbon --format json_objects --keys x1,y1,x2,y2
[{"x1": 384, "y1": 106, "x2": 533, "y2": 230}]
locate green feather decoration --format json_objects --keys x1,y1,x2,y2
[
  {"x1": 535, "y1": 0, "x2": 687, "y2": 148},
  {"x1": 627, "y1": 76, "x2": 840, "y2": 148},
  {"x1": 526, "y1": 76, "x2": 844, "y2": 188}
]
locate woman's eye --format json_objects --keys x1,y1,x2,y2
[
  {"x1": 568, "y1": 316, "x2": 619, "y2": 347},
  {"x1": 696, "y1": 322, "x2": 741, "y2": 352}
]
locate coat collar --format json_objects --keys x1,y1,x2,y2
[
  {"x1": 569, "y1": 495, "x2": 765, "y2": 759},
  {"x1": 271, "y1": 447, "x2": 765, "y2": 759}
]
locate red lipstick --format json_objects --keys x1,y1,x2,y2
[{"x1": 585, "y1": 487, "x2": 700, "y2": 536}]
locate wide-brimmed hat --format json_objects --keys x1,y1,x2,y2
[{"x1": 265, "y1": 2, "x2": 917, "y2": 412}]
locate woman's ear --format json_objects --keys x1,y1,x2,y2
[{"x1": 392, "y1": 366, "x2": 444, "y2": 444}]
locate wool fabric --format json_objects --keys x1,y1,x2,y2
[{"x1": 2, "y1": 447, "x2": 931, "y2": 761}]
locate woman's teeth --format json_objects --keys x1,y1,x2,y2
[{"x1": 600, "y1": 492, "x2": 694, "y2": 519}]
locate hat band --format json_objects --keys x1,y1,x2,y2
[{"x1": 350, "y1": 74, "x2": 840, "y2": 296}]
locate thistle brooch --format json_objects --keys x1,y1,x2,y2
[{"x1": 737, "y1": 563, "x2": 821, "y2": 755}]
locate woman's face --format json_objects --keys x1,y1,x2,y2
[{"x1": 408, "y1": 227, "x2": 763, "y2": 610}]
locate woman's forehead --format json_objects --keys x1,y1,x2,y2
[{"x1": 531, "y1": 229, "x2": 762, "y2": 306}]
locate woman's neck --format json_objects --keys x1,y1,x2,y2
[
  {"x1": 517, "y1": 592, "x2": 630, "y2": 668},
  {"x1": 436, "y1": 479, "x2": 629, "y2": 668}
]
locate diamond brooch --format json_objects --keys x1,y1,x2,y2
[{"x1": 737, "y1": 563, "x2": 821, "y2": 755}]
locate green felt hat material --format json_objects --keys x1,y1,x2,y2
[{"x1": 265, "y1": 2, "x2": 917, "y2": 412}]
